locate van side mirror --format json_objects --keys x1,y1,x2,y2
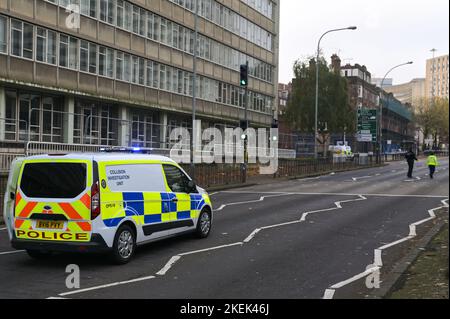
[{"x1": 188, "y1": 180, "x2": 196, "y2": 193}]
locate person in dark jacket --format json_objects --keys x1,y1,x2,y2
[{"x1": 405, "y1": 148, "x2": 418, "y2": 178}]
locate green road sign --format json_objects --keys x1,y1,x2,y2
[{"x1": 357, "y1": 109, "x2": 378, "y2": 143}]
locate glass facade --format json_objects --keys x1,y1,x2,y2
[
  {"x1": 1, "y1": 16, "x2": 274, "y2": 114},
  {"x1": 4, "y1": 90, "x2": 64, "y2": 143},
  {"x1": 44, "y1": 0, "x2": 274, "y2": 83},
  {"x1": 47, "y1": 0, "x2": 273, "y2": 51},
  {"x1": 171, "y1": 0, "x2": 273, "y2": 51},
  {"x1": 241, "y1": 0, "x2": 274, "y2": 19}
]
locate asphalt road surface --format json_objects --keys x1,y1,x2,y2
[{"x1": 0, "y1": 159, "x2": 448, "y2": 299}]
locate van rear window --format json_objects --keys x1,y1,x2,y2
[{"x1": 20, "y1": 163, "x2": 87, "y2": 199}]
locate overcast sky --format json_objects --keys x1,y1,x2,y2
[{"x1": 279, "y1": 0, "x2": 450, "y2": 85}]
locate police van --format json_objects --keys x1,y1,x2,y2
[{"x1": 3, "y1": 153, "x2": 213, "y2": 264}]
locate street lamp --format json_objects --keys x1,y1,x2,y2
[
  {"x1": 191, "y1": 0, "x2": 199, "y2": 180},
  {"x1": 378, "y1": 61, "x2": 413, "y2": 162},
  {"x1": 315, "y1": 26, "x2": 357, "y2": 159}
]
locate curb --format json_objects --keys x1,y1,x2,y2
[
  {"x1": 287, "y1": 164, "x2": 387, "y2": 180},
  {"x1": 375, "y1": 212, "x2": 449, "y2": 299},
  {"x1": 206, "y1": 183, "x2": 258, "y2": 192},
  {"x1": 329, "y1": 210, "x2": 449, "y2": 299}
]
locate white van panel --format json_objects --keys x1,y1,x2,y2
[{"x1": 3, "y1": 157, "x2": 24, "y2": 240}]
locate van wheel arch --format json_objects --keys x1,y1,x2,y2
[
  {"x1": 110, "y1": 222, "x2": 137, "y2": 265},
  {"x1": 118, "y1": 220, "x2": 137, "y2": 238}
]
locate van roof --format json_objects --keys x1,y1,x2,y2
[{"x1": 24, "y1": 153, "x2": 177, "y2": 164}]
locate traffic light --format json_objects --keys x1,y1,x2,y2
[
  {"x1": 240, "y1": 120, "x2": 249, "y2": 140},
  {"x1": 271, "y1": 120, "x2": 279, "y2": 142},
  {"x1": 240, "y1": 64, "x2": 248, "y2": 87},
  {"x1": 240, "y1": 120, "x2": 249, "y2": 131}
]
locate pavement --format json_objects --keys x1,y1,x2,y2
[{"x1": 0, "y1": 158, "x2": 448, "y2": 299}]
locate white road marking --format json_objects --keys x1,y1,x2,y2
[
  {"x1": 209, "y1": 192, "x2": 219, "y2": 196},
  {"x1": 323, "y1": 267, "x2": 380, "y2": 299},
  {"x1": 351, "y1": 176, "x2": 372, "y2": 182},
  {"x1": 156, "y1": 256, "x2": 181, "y2": 276},
  {"x1": 179, "y1": 242, "x2": 243, "y2": 256},
  {"x1": 243, "y1": 195, "x2": 367, "y2": 243},
  {"x1": 322, "y1": 198, "x2": 449, "y2": 299},
  {"x1": 220, "y1": 190, "x2": 448, "y2": 199},
  {"x1": 214, "y1": 193, "x2": 294, "y2": 212},
  {"x1": 49, "y1": 194, "x2": 450, "y2": 298},
  {"x1": 300, "y1": 196, "x2": 367, "y2": 222},
  {"x1": 244, "y1": 229, "x2": 262, "y2": 243},
  {"x1": 0, "y1": 227, "x2": 7, "y2": 231},
  {"x1": 58, "y1": 275, "x2": 156, "y2": 297},
  {"x1": 298, "y1": 176, "x2": 321, "y2": 182},
  {"x1": 0, "y1": 250, "x2": 25, "y2": 256}
]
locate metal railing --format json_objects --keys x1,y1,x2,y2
[
  {"x1": 25, "y1": 141, "x2": 105, "y2": 156},
  {"x1": 0, "y1": 153, "x2": 23, "y2": 173}
]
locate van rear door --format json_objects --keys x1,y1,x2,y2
[
  {"x1": 14, "y1": 160, "x2": 93, "y2": 243},
  {"x1": 3, "y1": 157, "x2": 25, "y2": 240}
]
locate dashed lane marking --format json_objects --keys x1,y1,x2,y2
[
  {"x1": 58, "y1": 275, "x2": 157, "y2": 297},
  {"x1": 214, "y1": 193, "x2": 294, "y2": 212},
  {"x1": 0, "y1": 250, "x2": 25, "y2": 256}
]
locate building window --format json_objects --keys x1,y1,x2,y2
[
  {"x1": 131, "y1": 56, "x2": 144, "y2": 85},
  {"x1": 131, "y1": 112, "x2": 157, "y2": 148},
  {"x1": 80, "y1": 40, "x2": 97, "y2": 74},
  {"x1": 11, "y1": 19, "x2": 33, "y2": 59},
  {"x1": 41, "y1": 97, "x2": 64, "y2": 142},
  {"x1": 74, "y1": 101, "x2": 118, "y2": 145},
  {"x1": 115, "y1": 51, "x2": 123, "y2": 80},
  {"x1": 36, "y1": 27, "x2": 57, "y2": 65},
  {"x1": 0, "y1": 15, "x2": 7, "y2": 54},
  {"x1": 4, "y1": 90, "x2": 17, "y2": 141},
  {"x1": 100, "y1": 0, "x2": 115, "y2": 25},
  {"x1": 80, "y1": 0, "x2": 97, "y2": 18},
  {"x1": 98, "y1": 46, "x2": 114, "y2": 78},
  {"x1": 116, "y1": 0, "x2": 124, "y2": 28},
  {"x1": 59, "y1": 34, "x2": 78, "y2": 69},
  {"x1": 3, "y1": 90, "x2": 64, "y2": 142}
]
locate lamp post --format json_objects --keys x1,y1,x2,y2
[
  {"x1": 314, "y1": 26, "x2": 357, "y2": 159},
  {"x1": 191, "y1": 0, "x2": 199, "y2": 180},
  {"x1": 378, "y1": 61, "x2": 413, "y2": 163}
]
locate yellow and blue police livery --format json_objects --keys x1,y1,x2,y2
[{"x1": 4, "y1": 153, "x2": 213, "y2": 264}]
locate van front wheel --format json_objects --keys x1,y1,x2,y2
[
  {"x1": 195, "y1": 209, "x2": 212, "y2": 239},
  {"x1": 111, "y1": 225, "x2": 136, "y2": 265}
]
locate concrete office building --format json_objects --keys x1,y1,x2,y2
[
  {"x1": 0, "y1": 0, "x2": 279, "y2": 152},
  {"x1": 426, "y1": 53, "x2": 449, "y2": 99},
  {"x1": 371, "y1": 77, "x2": 393, "y2": 89},
  {"x1": 384, "y1": 78, "x2": 426, "y2": 111}
]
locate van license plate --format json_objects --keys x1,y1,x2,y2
[{"x1": 36, "y1": 220, "x2": 64, "y2": 230}]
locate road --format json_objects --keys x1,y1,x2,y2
[{"x1": 0, "y1": 159, "x2": 448, "y2": 299}]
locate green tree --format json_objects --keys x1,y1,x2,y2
[
  {"x1": 285, "y1": 57, "x2": 355, "y2": 136},
  {"x1": 415, "y1": 97, "x2": 449, "y2": 148}
]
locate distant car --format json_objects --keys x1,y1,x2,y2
[{"x1": 4, "y1": 153, "x2": 213, "y2": 264}]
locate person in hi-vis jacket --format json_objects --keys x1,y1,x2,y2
[{"x1": 427, "y1": 152, "x2": 439, "y2": 179}]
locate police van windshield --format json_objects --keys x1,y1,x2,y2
[{"x1": 20, "y1": 163, "x2": 87, "y2": 199}]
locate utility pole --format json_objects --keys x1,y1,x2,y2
[
  {"x1": 431, "y1": 48, "x2": 437, "y2": 99},
  {"x1": 191, "y1": 0, "x2": 198, "y2": 181},
  {"x1": 430, "y1": 48, "x2": 437, "y2": 149}
]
